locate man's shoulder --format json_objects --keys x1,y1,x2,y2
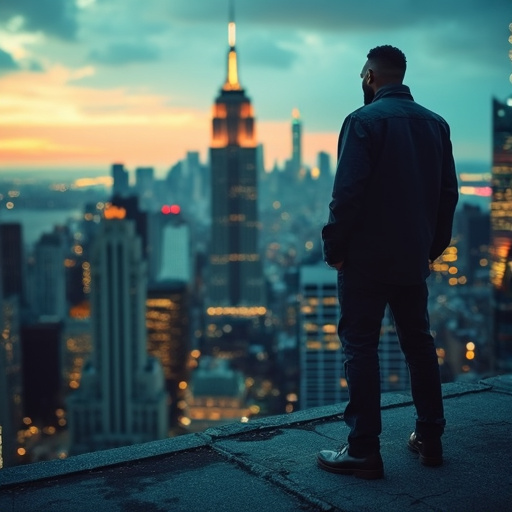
[{"x1": 350, "y1": 98, "x2": 448, "y2": 127}]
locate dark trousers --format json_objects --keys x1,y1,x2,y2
[{"x1": 337, "y1": 267, "x2": 445, "y2": 457}]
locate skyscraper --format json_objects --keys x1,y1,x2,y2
[
  {"x1": 490, "y1": 96, "x2": 512, "y2": 371},
  {"x1": 291, "y1": 108, "x2": 302, "y2": 179},
  {"x1": 0, "y1": 223, "x2": 24, "y2": 303},
  {"x1": 111, "y1": 163, "x2": 130, "y2": 198},
  {"x1": 317, "y1": 151, "x2": 332, "y2": 186},
  {"x1": 68, "y1": 210, "x2": 167, "y2": 454},
  {"x1": 135, "y1": 166, "x2": 155, "y2": 212},
  {"x1": 30, "y1": 230, "x2": 67, "y2": 321},
  {"x1": 208, "y1": 12, "x2": 265, "y2": 315}
]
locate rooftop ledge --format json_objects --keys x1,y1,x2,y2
[{"x1": 1, "y1": 375, "x2": 512, "y2": 512}]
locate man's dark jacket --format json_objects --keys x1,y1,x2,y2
[{"x1": 322, "y1": 84, "x2": 458, "y2": 285}]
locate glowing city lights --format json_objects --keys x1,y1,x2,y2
[
  {"x1": 161, "y1": 204, "x2": 181, "y2": 215},
  {"x1": 103, "y1": 205, "x2": 126, "y2": 219}
]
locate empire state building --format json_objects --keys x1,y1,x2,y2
[{"x1": 207, "y1": 15, "x2": 266, "y2": 317}]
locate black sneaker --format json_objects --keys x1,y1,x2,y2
[{"x1": 408, "y1": 431, "x2": 443, "y2": 467}]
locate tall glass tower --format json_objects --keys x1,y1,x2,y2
[{"x1": 208, "y1": 12, "x2": 265, "y2": 317}]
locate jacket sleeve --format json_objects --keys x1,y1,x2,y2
[
  {"x1": 322, "y1": 114, "x2": 373, "y2": 265},
  {"x1": 429, "y1": 124, "x2": 459, "y2": 261}
]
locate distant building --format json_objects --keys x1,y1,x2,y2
[
  {"x1": 111, "y1": 163, "x2": 130, "y2": 198},
  {"x1": 0, "y1": 223, "x2": 24, "y2": 303},
  {"x1": 317, "y1": 151, "x2": 332, "y2": 187},
  {"x1": 185, "y1": 357, "x2": 250, "y2": 432},
  {"x1": 164, "y1": 153, "x2": 209, "y2": 220},
  {"x1": 183, "y1": 152, "x2": 206, "y2": 205},
  {"x1": 111, "y1": 195, "x2": 148, "y2": 258},
  {"x1": 299, "y1": 265, "x2": 347, "y2": 409},
  {"x1": 207, "y1": 13, "x2": 265, "y2": 317},
  {"x1": 61, "y1": 318, "x2": 93, "y2": 398},
  {"x1": 135, "y1": 166, "x2": 155, "y2": 211},
  {"x1": 30, "y1": 230, "x2": 68, "y2": 322},
  {"x1": 291, "y1": 108, "x2": 302, "y2": 180},
  {"x1": 148, "y1": 209, "x2": 191, "y2": 284},
  {"x1": 68, "y1": 215, "x2": 167, "y2": 454},
  {"x1": 146, "y1": 282, "x2": 190, "y2": 427},
  {"x1": 457, "y1": 204, "x2": 490, "y2": 285},
  {"x1": 490, "y1": 97, "x2": 512, "y2": 371},
  {"x1": 0, "y1": 295, "x2": 23, "y2": 468},
  {"x1": 21, "y1": 322, "x2": 62, "y2": 427}
]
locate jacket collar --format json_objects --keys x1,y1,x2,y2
[{"x1": 373, "y1": 84, "x2": 413, "y2": 102}]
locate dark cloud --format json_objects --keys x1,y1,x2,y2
[
  {"x1": 166, "y1": 0, "x2": 510, "y2": 75},
  {"x1": 167, "y1": 0, "x2": 509, "y2": 32},
  {"x1": 89, "y1": 42, "x2": 160, "y2": 66},
  {"x1": 0, "y1": 49, "x2": 19, "y2": 72},
  {"x1": 0, "y1": 0, "x2": 78, "y2": 40},
  {"x1": 241, "y1": 35, "x2": 298, "y2": 69}
]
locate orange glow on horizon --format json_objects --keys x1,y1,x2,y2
[{"x1": 0, "y1": 67, "x2": 338, "y2": 172}]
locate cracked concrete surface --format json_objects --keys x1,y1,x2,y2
[{"x1": 1, "y1": 377, "x2": 511, "y2": 512}]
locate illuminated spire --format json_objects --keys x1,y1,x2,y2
[{"x1": 223, "y1": 0, "x2": 241, "y2": 91}]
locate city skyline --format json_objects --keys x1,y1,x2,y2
[{"x1": 0, "y1": 0, "x2": 510, "y2": 175}]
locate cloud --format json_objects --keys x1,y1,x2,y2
[
  {"x1": 0, "y1": 63, "x2": 210, "y2": 167},
  {"x1": 165, "y1": 0, "x2": 510, "y2": 62},
  {"x1": 0, "y1": 64, "x2": 206, "y2": 128},
  {"x1": 166, "y1": 0, "x2": 509, "y2": 30},
  {"x1": 89, "y1": 43, "x2": 160, "y2": 66},
  {"x1": 0, "y1": 0, "x2": 78, "y2": 40},
  {"x1": 0, "y1": 48, "x2": 19, "y2": 71},
  {"x1": 241, "y1": 35, "x2": 298, "y2": 69}
]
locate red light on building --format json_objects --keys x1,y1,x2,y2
[{"x1": 161, "y1": 205, "x2": 181, "y2": 215}]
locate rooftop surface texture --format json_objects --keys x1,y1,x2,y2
[{"x1": 1, "y1": 375, "x2": 511, "y2": 512}]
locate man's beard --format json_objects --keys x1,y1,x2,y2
[{"x1": 363, "y1": 85, "x2": 375, "y2": 105}]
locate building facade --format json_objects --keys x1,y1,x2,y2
[
  {"x1": 490, "y1": 97, "x2": 512, "y2": 371},
  {"x1": 68, "y1": 214, "x2": 167, "y2": 454}
]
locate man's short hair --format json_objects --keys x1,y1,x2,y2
[{"x1": 367, "y1": 45, "x2": 406, "y2": 78}]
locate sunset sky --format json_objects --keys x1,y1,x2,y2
[{"x1": 0, "y1": 0, "x2": 510, "y2": 177}]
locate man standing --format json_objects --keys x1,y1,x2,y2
[{"x1": 317, "y1": 45, "x2": 458, "y2": 479}]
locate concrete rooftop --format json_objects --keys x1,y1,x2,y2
[{"x1": 1, "y1": 375, "x2": 511, "y2": 512}]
